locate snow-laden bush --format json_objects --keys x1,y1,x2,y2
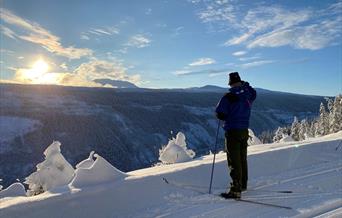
[
  {"x1": 0, "y1": 182, "x2": 26, "y2": 198},
  {"x1": 248, "y1": 129, "x2": 261, "y2": 145},
  {"x1": 280, "y1": 135, "x2": 295, "y2": 143},
  {"x1": 69, "y1": 153, "x2": 126, "y2": 189},
  {"x1": 159, "y1": 132, "x2": 195, "y2": 164},
  {"x1": 24, "y1": 141, "x2": 75, "y2": 196}
]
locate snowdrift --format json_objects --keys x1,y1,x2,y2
[
  {"x1": 0, "y1": 183, "x2": 26, "y2": 198},
  {"x1": 70, "y1": 153, "x2": 126, "y2": 189}
]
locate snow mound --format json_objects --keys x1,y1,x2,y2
[
  {"x1": 248, "y1": 129, "x2": 262, "y2": 145},
  {"x1": 76, "y1": 151, "x2": 95, "y2": 169},
  {"x1": 280, "y1": 135, "x2": 295, "y2": 142},
  {"x1": 69, "y1": 154, "x2": 126, "y2": 188},
  {"x1": 0, "y1": 182, "x2": 26, "y2": 198},
  {"x1": 159, "y1": 132, "x2": 195, "y2": 164},
  {"x1": 24, "y1": 141, "x2": 75, "y2": 196}
]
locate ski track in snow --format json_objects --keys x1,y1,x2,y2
[{"x1": 0, "y1": 133, "x2": 341, "y2": 218}]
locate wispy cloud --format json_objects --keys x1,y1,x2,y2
[
  {"x1": 127, "y1": 34, "x2": 151, "y2": 48},
  {"x1": 239, "y1": 60, "x2": 274, "y2": 68},
  {"x1": 239, "y1": 56, "x2": 260, "y2": 61},
  {"x1": 80, "y1": 34, "x2": 90, "y2": 40},
  {"x1": 171, "y1": 26, "x2": 184, "y2": 37},
  {"x1": 193, "y1": 1, "x2": 342, "y2": 50},
  {"x1": 81, "y1": 26, "x2": 120, "y2": 40},
  {"x1": 232, "y1": 51, "x2": 247, "y2": 56},
  {"x1": 145, "y1": 8, "x2": 152, "y2": 15},
  {"x1": 247, "y1": 16, "x2": 342, "y2": 50},
  {"x1": 0, "y1": 25, "x2": 17, "y2": 39},
  {"x1": 0, "y1": 8, "x2": 93, "y2": 59},
  {"x1": 175, "y1": 68, "x2": 231, "y2": 76},
  {"x1": 189, "y1": 58, "x2": 216, "y2": 66},
  {"x1": 195, "y1": 0, "x2": 237, "y2": 26}
]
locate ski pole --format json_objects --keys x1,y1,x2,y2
[
  {"x1": 335, "y1": 139, "x2": 342, "y2": 151},
  {"x1": 209, "y1": 120, "x2": 221, "y2": 194}
]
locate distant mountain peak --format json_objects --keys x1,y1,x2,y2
[{"x1": 93, "y1": 79, "x2": 139, "y2": 89}]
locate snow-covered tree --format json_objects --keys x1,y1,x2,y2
[
  {"x1": 273, "y1": 127, "x2": 285, "y2": 143},
  {"x1": 306, "y1": 120, "x2": 316, "y2": 138},
  {"x1": 248, "y1": 129, "x2": 262, "y2": 145},
  {"x1": 291, "y1": 117, "x2": 301, "y2": 141},
  {"x1": 329, "y1": 95, "x2": 342, "y2": 133},
  {"x1": 315, "y1": 103, "x2": 329, "y2": 136},
  {"x1": 299, "y1": 119, "x2": 309, "y2": 140},
  {"x1": 159, "y1": 132, "x2": 195, "y2": 164},
  {"x1": 259, "y1": 130, "x2": 274, "y2": 143},
  {"x1": 24, "y1": 141, "x2": 75, "y2": 196}
]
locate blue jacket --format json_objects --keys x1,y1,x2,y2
[{"x1": 215, "y1": 82, "x2": 256, "y2": 130}]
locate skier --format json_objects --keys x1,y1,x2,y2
[{"x1": 215, "y1": 72, "x2": 257, "y2": 199}]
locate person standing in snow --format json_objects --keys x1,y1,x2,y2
[{"x1": 215, "y1": 72, "x2": 257, "y2": 199}]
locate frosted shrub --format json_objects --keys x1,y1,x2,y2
[
  {"x1": 159, "y1": 132, "x2": 195, "y2": 164},
  {"x1": 24, "y1": 141, "x2": 74, "y2": 196},
  {"x1": 248, "y1": 129, "x2": 261, "y2": 145}
]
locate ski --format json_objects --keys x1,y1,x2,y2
[
  {"x1": 248, "y1": 189, "x2": 292, "y2": 194},
  {"x1": 235, "y1": 198, "x2": 292, "y2": 210},
  {"x1": 163, "y1": 177, "x2": 292, "y2": 209},
  {"x1": 162, "y1": 177, "x2": 207, "y2": 194},
  {"x1": 162, "y1": 177, "x2": 292, "y2": 194}
]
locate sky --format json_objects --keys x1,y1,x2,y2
[{"x1": 0, "y1": 0, "x2": 341, "y2": 96}]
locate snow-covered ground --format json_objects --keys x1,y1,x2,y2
[{"x1": 0, "y1": 132, "x2": 341, "y2": 218}]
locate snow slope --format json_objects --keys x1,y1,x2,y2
[{"x1": 0, "y1": 132, "x2": 341, "y2": 218}]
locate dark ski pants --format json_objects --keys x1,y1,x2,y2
[{"x1": 225, "y1": 129, "x2": 249, "y2": 192}]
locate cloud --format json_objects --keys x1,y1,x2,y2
[
  {"x1": 10, "y1": 59, "x2": 141, "y2": 88},
  {"x1": 195, "y1": 0, "x2": 237, "y2": 25},
  {"x1": 65, "y1": 60, "x2": 141, "y2": 85},
  {"x1": 232, "y1": 51, "x2": 247, "y2": 56},
  {"x1": 127, "y1": 34, "x2": 151, "y2": 48},
  {"x1": 171, "y1": 26, "x2": 184, "y2": 37},
  {"x1": 239, "y1": 60, "x2": 274, "y2": 69},
  {"x1": 0, "y1": 8, "x2": 93, "y2": 59},
  {"x1": 194, "y1": 1, "x2": 342, "y2": 50},
  {"x1": 145, "y1": 8, "x2": 152, "y2": 15},
  {"x1": 174, "y1": 68, "x2": 231, "y2": 76},
  {"x1": 247, "y1": 17, "x2": 342, "y2": 50},
  {"x1": 80, "y1": 34, "x2": 90, "y2": 40},
  {"x1": 239, "y1": 56, "x2": 260, "y2": 61},
  {"x1": 0, "y1": 25, "x2": 17, "y2": 39},
  {"x1": 60, "y1": 63, "x2": 68, "y2": 70},
  {"x1": 81, "y1": 26, "x2": 120, "y2": 40},
  {"x1": 189, "y1": 58, "x2": 216, "y2": 66}
]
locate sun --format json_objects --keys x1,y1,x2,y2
[
  {"x1": 31, "y1": 59, "x2": 49, "y2": 76},
  {"x1": 22, "y1": 59, "x2": 50, "y2": 81},
  {"x1": 20, "y1": 59, "x2": 60, "y2": 84}
]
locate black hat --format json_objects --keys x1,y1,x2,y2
[{"x1": 229, "y1": 72, "x2": 241, "y2": 85}]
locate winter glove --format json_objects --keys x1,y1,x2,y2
[
  {"x1": 225, "y1": 92, "x2": 239, "y2": 103},
  {"x1": 216, "y1": 112, "x2": 225, "y2": 120}
]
